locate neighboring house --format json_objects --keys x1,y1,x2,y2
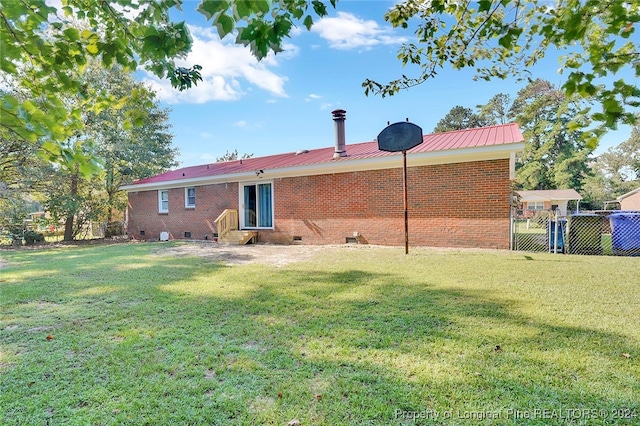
[
  {"x1": 121, "y1": 111, "x2": 525, "y2": 249},
  {"x1": 617, "y1": 187, "x2": 640, "y2": 210},
  {"x1": 515, "y1": 189, "x2": 583, "y2": 216}
]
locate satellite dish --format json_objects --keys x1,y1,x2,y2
[{"x1": 377, "y1": 121, "x2": 423, "y2": 152}]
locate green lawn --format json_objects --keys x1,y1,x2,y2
[{"x1": 1, "y1": 242, "x2": 639, "y2": 425}]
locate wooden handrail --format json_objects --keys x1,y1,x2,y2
[{"x1": 214, "y1": 209, "x2": 238, "y2": 239}]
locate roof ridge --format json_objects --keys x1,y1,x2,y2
[
  {"x1": 432, "y1": 122, "x2": 518, "y2": 135},
  {"x1": 126, "y1": 123, "x2": 524, "y2": 187}
]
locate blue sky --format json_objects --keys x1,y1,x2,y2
[{"x1": 137, "y1": 0, "x2": 634, "y2": 167}]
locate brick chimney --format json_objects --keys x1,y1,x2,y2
[{"x1": 332, "y1": 109, "x2": 347, "y2": 158}]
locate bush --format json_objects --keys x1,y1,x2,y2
[
  {"x1": 105, "y1": 222, "x2": 124, "y2": 238},
  {"x1": 24, "y1": 230, "x2": 45, "y2": 245}
]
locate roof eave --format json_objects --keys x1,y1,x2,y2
[
  {"x1": 120, "y1": 142, "x2": 524, "y2": 192},
  {"x1": 616, "y1": 186, "x2": 640, "y2": 201}
]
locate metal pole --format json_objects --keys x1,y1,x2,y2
[
  {"x1": 553, "y1": 210, "x2": 559, "y2": 254},
  {"x1": 510, "y1": 207, "x2": 514, "y2": 251},
  {"x1": 403, "y1": 150, "x2": 409, "y2": 254}
]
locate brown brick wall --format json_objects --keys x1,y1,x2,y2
[
  {"x1": 127, "y1": 182, "x2": 238, "y2": 241},
  {"x1": 126, "y1": 159, "x2": 512, "y2": 248},
  {"x1": 264, "y1": 159, "x2": 511, "y2": 248}
]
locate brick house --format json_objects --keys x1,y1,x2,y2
[{"x1": 121, "y1": 111, "x2": 524, "y2": 249}]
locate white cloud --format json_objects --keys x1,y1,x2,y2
[
  {"x1": 312, "y1": 12, "x2": 408, "y2": 50},
  {"x1": 305, "y1": 93, "x2": 322, "y2": 102},
  {"x1": 234, "y1": 120, "x2": 263, "y2": 130},
  {"x1": 199, "y1": 131, "x2": 214, "y2": 139},
  {"x1": 141, "y1": 25, "x2": 291, "y2": 104}
]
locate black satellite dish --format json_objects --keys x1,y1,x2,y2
[{"x1": 377, "y1": 121, "x2": 423, "y2": 152}]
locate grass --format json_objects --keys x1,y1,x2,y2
[{"x1": 1, "y1": 242, "x2": 639, "y2": 425}]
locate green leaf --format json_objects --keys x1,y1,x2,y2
[
  {"x1": 312, "y1": 0, "x2": 327, "y2": 17},
  {"x1": 253, "y1": 0, "x2": 270, "y2": 14},
  {"x1": 478, "y1": 0, "x2": 492, "y2": 12},
  {"x1": 602, "y1": 98, "x2": 623, "y2": 114},
  {"x1": 273, "y1": 16, "x2": 293, "y2": 38},
  {"x1": 22, "y1": 100, "x2": 37, "y2": 114},
  {"x1": 79, "y1": 160, "x2": 100, "y2": 178},
  {"x1": 303, "y1": 15, "x2": 313, "y2": 31},
  {"x1": 498, "y1": 35, "x2": 512, "y2": 49},
  {"x1": 214, "y1": 13, "x2": 235, "y2": 38},
  {"x1": 86, "y1": 43, "x2": 99, "y2": 55},
  {"x1": 291, "y1": 7, "x2": 304, "y2": 20},
  {"x1": 197, "y1": 0, "x2": 230, "y2": 21},
  {"x1": 235, "y1": 0, "x2": 251, "y2": 19},
  {"x1": 63, "y1": 27, "x2": 80, "y2": 41}
]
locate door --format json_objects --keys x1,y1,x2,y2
[{"x1": 243, "y1": 182, "x2": 273, "y2": 228}]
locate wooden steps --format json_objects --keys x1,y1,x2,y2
[{"x1": 219, "y1": 230, "x2": 258, "y2": 245}]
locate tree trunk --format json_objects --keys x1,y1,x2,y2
[
  {"x1": 107, "y1": 190, "x2": 114, "y2": 224},
  {"x1": 63, "y1": 215, "x2": 74, "y2": 241},
  {"x1": 63, "y1": 168, "x2": 79, "y2": 241},
  {"x1": 106, "y1": 166, "x2": 114, "y2": 224}
]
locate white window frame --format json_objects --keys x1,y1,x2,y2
[
  {"x1": 527, "y1": 201, "x2": 545, "y2": 211},
  {"x1": 158, "y1": 190, "x2": 169, "y2": 213},
  {"x1": 239, "y1": 181, "x2": 274, "y2": 230},
  {"x1": 185, "y1": 187, "x2": 196, "y2": 208}
]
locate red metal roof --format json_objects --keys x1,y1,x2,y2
[{"x1": 131, "y1": 123, "x2": 523, "y2": 186}]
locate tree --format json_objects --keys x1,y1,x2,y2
[
  {"x1": 0, "y1": 87, "x2": 54, "y2": 242},
  {"x1": 363, "y1": 0, "x2": 640, "y2": 146},
  {"x1": 40, "y1": 137, "x2": 100, "y2": 241},
  {"x1": 82, "y1": 63, "x2": 178, "y2": 224},
  {"x1": 216, "y1": 149, "x2": 254, "y2": 162},
  {"x1": 433, "y1": 105, "x2": 489, "y2": 132},
  {"x1": 1, "y1": 0, "x2": 335, "y2": 168},
  {"x1": 597, "y1": 129, "x2": 640, "y2": 183},
  {"x1": 1, "y1": 61, "x2": 176, "y2": 242},
  {"x1": 0, "y1": 182, "x2": 30, "y2": 244},
  {"x1": 510, "y1": 79, "x2": 593, "y2": 190},
  {"x1": 478, "y1": 93, "x2": 512, "y2": 125},
  {"x1": 0, "y1": 135, "x2": 50, "y2": 193},
  {"x1": 582, "y1": 121, "x2": 640, "y2": 207},
  {"x1": 38, "y1": 63, "x2": 178, "y2": 241}
]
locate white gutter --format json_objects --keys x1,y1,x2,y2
[{"x1": 120, "y1": 142, "x2": 524, "y2": 192}]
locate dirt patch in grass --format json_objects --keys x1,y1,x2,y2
[
  {"x1": 148, "y1": 240, "x2": 464, "y2": 267},
  {"x1": 0, "y1": 239, "x2": 499, "y2": 270},
  {"x1": 150, "y1": 242, "x2": 337, "y2": 267}
]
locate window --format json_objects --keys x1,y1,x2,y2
[
  {"x1": 185, "y1": 187, "x2": 196, "y2": 208},
  {"x1": 242, "y1": 182, "x2": 273, "y2": 228},
  {"x1": 158, "y1": 190, "x2": 169, "y2": 213},
  {"x1": 527, "y1": 201, "x2": 544, "y2": 211}
]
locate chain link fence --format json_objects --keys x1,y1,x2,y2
[{"x1": 511, "y1": 209, "x2": 640, "y2": 256}]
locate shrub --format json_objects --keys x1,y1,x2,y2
[
  {"x1": 24, "y1": 230, "x2": 45, "y2": 245},
  {"x1": 105, "y1": 222, "x2": 124, "y2": 238}
]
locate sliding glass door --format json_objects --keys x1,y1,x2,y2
[{"x1": 243, "y1": 182, "x2": 273, "y2": 228}]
